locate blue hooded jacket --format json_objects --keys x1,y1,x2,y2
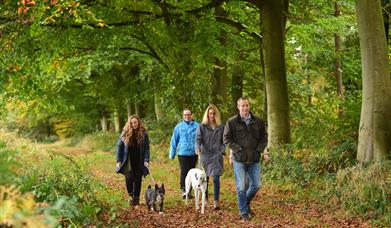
[{"x1": 169, "y1": 120, "x2": 199, "y2": 159}]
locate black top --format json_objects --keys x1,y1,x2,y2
[{"x1": 129, "y1": 136, "x2": 142, "y2": 171}]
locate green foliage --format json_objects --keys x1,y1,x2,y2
[
  {"x1": 0, "y1": 140, "x2": 18, "y2": 186},
  {"x1": 263, "y1": 146, "x2": 311, "y2": 189},
  {"x1": 144, "y1": 117, "x2": 179, "y2": 145},
  {"x1": 263, "y1": 146, "x2": 389, "y2": 223},
  {"x1": 1, "y1": 0, "x2": 389, "y2": 224},
  {"x1": 0, "y1": 185, "x2": 58, "y2": 227},
  {"x1": 18, "y1": 153, "x2": 105, "y2": 226},
  {"x1": 305, "y1": 140, "x2": 357, "y2": 175},
  {"x1": 325, "y1": 161, "x2": 391, "y2": 223},
  {"x1": 53, "y1": 119, "x2": 74, "y2": 138},
  {"x1": 77, "y1": 131, "x2": 118, "y2": 151}
]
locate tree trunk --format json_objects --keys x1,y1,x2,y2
[
  {"x1": 154, "y1": 93, "x2": 164, "y2": 121},
  {"x1": 335, "y1": 1, "x2": 343, "y2": 97},
  {"x1": 135, "y1": 103, "x2": 142, "y2": 117},
  {"x1": 231, "y1": 64, "x2": 243, "y2": 116},
  {"x1": 260, "y1": 44, "x2": 267, "y2": 119},
  {"x1": 113, "y1": 110, "x2": 121, "y2": 133},
  {"x1": 99, "y1": 106, "x2": 109, "y2": 132},
  {"x1": 356, "y1": 0, "x2": 391, "y2": 163},
  {"x1": 126, "y1": 99, "x2": 134, "y2": 117},
  {"x1": 101, "y1": 116, "x2": 108, "y2": 132},
  {"x1": 259, "y1": 0, "x2": 291, "y2": 147},
  {"x1": 212, "y1": 4, "x2": 228, "y2": 119},
  {"x1": 212, "y1": 58, "x2": 227, "y2": 112},
  {"x1": 335, "y1": 1, "x2": 344, "y2": 118},
  {"x1": 382, "y1": 0, "x2": 389, "y2": 44}
]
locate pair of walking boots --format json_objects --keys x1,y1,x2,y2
[
  {"x1": 203, "y1": 195, "x2": 220, "y2": 210},
  {"x1": 128, "y1": 194, "x2": 140, "y2": 206},
  {"x1": 205, "y1": 196, "x2": 221, "y2": 210},
  {"x1": 213, "y1": 200, "x2": 220, "y2": 210}
]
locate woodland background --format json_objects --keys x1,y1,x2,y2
[{"x1": 0, "y1": 0, "x2": 390, "y2": 227}]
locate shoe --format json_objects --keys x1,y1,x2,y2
[
  {"x1": 132, "y1": 197, "x2": 140, "y2": 205},
  {"x1": 247, "y1": 202, "x2": 254, "y2": 216},
  {"x1": 213, "y1": 200, "x2": 220, "y2": 210},
  {"x1": 128, "y1": 193, "x2": 134, "y2": 205},
  {"x1": 182, "y1": 192, "x2": 194, "y2": 199},
  {"x1": 240, "y1": 213, "x2": 250, "y2": 221}
]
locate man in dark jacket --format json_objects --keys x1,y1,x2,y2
[{"x1": 223, "y1": 97, "x2": 269, "y2": 221}]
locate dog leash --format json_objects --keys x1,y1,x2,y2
[
  {"x1": 145, "y1": 165, "x2": 157, "y2": 185},
  {"x1": 198, "y1": 158, "x2": 206, "y2": 175}
]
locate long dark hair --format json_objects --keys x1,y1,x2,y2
[{"x1": 122, "y1": 115, "x2": 145, "y2": 145}]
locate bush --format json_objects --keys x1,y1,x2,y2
[
  {"x1": 325, "y1": 161, "x2": 391, "y2": 223},
  {"x1": 144, "y1": 118, "x2": 178, "y2": 145},
  {"x1": 304, "y1": 140, "x2": 357, "y2": 175},
  {"x1": 0, "y1": 185, "x2": 58, "y2": 227},
  {"x1": 0, "y1": 140, "x2": 18, "y2": 186},
  {"x1": 263, "y1": 146, "x2": 312, "y2": 188},
  {"x1": 76, "y1": 131, "x2": 118, "y2": 152},
  {"x1": 19, "y1": 153, "x2": 106, "y2": 226}
]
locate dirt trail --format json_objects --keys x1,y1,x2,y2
[{"x1": 39, "y1": 142, "x2": 370, "y2": 228}]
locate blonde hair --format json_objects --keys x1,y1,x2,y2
[
  {"x1": 201, "y1": 104, "x2": 222, "y2": 126},
  {"x1": 122, "y1": 115, "x2": 145, "y2": 145}
]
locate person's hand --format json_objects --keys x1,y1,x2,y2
[
  {"x1": 196, "y1": 149, "x2": 201, "y2": 155},
  {"x1": 263, "y1": 153, "x2": 270, "y2": 163},
  {"x1": 144, "y1": 162, "x2": 149, "y2": 168},
  {"x1": 116, "y1": 162, "x2": 121, "y2": 168},
  {"x1": 229, "y1": 149, "x2": 234, "y2": 166}
]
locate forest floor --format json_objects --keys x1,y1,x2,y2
[{"x1": 35, "y1": 141, "x2": 372, "y2": 228}]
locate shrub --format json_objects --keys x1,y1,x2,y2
[
  {"x1": 0, "y1": 140, "x2": 18, "y2": 186},
  {"x1": 144, "y1": 118, "x2": 178, "y2": 145},
  {"x1": 54, "y1": 119, "x2": 75, "y2": 139},
  {"x1": 76, "y1": 131, "x2": 118, "y2": 152},
  {"x1": 18, "y1": 153, "x2": 106, "y2": 226},
  {"x1": 0, "y1": 185, "x2": 57, "y2": 227},
  {"x1": 304, "y1": 140, "x2": 357, "y2": 175},
  {"x1": 325, "y1": 161, "x2": 391, "y2": 223},
  {"x1": 263, "y1": 146, "x2": 312, "y2": 188}
]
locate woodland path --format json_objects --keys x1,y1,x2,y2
[{"x1": 36, "y1": 141, "x2": 370, "y2": 228}]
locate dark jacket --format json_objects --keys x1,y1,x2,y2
[
  {"x1": 115, "y1": 132, "x2": 150, "y2": 176},
  {"x1": 223, "y1": 113, "x2": 267, "y2": 164}
]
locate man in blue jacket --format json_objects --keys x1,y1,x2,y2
[{"x1": 169, "y1": 108, "x2": 199, "y2": 198}]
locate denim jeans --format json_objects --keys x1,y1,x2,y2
[
  {"x1": 206, "y1": 175, "x2": 220, "y2": 201},
  {"x1": 233, "y1": 160, "x2": 261, "y2": 215}
]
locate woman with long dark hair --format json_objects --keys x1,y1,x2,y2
[{"x1": 116, "y1": 115, "x2": 150, "y2": 205}]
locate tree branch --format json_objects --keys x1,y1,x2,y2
[
  {"x1": 187, "y1": 0, "x2": 229, "y2": 14},
  {"x1": 130, "y1": 34, "x2": 168, "y2": 68},
  {"x1": 215, "y1": 16, "x2": 262, "y2": 42}
]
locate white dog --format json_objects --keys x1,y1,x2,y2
[{"x1": 185, "y1": 168, "x2": 207, "y2": 214}]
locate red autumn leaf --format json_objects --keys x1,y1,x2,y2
[{"x1": 17, "y1": 7, "x2": 24, "y2": 15}]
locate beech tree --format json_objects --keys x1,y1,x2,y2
[{"x1": 356, "y1": 0, "x2": 391, "y2": 162}]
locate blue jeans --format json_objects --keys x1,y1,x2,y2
[
  {"x1": 206, "y1": 175, "x2": 220, "y2": 201},
  {"x1": 233, "y1": 160, "x2": 261, "y2": 215}
]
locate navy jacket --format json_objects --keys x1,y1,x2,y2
[{"x1": 116, "y1": 132, "x2": 150, "y2": 176}]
